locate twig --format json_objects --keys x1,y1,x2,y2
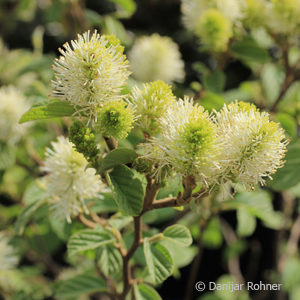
[
  {"x1": 220, "y1": 219, "x2": 244, "y2": 284},
  {"x1": 78, "y1": 214, "x2": 97, "y2": 229},
  {"x1": 184, "y1": 219, "x2": 207, "y2": 300},
  {"x1": 120, "y1": 216, "x2": 143, "y2": 299},
  {"x1": 104, "y1": 137, "x2": 118, "y2": 151}
]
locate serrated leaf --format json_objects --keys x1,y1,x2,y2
[
  {"x1": 143, "y1": 239, "x2": 173, "y2": 285},
  {"x1": 19, "y1": 100, "x2": 75, "y2": 123},
  {"x1": 231, "y1": 37, "x2": 269, "y2": 63},
  {"x1": 108, "y1": 215, "x2": 132, "y2": 230},
  {"x1": 55, "y1": 273, "x2": 107, "y2": 299},
  {"x1": 269, "y1": 140, "x2": 300, "y2": 191},
  {"x1": 203, "y1": 71, "x2": 225, "y2": 93},
  {"x1": 108, "y1": 165, "x2": 145, "y2": 216},
  {"x1": 97, "y1": 244, "x2": 123, "y2": 276},
  {"x1": 99, "y1": 148, "x2": 138, "y2": 173},
  {"x1": 134, "y1": 283, "x2": 162, "y2": 300},
  {"x1": 237, "y1": 207, "x2": 256, "y2": 237},
  {"x1": 163, "y1": 224, "x2": 192, "y2": 247},
  {"x1": 0, "y1": 143, "x2": 15, "y2": 170},
  {"x1": 224, "y1": 190, "x2": 285, "y2": 230},
  {"x1": 67, "y1": 228, "x2": 115, "y2": 257}
]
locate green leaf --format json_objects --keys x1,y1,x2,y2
[
  {"x1": 269, "y1": 140, "x2": 300, "y2": 191},
  {"x1": 203, "y1": 71, "x2": 225, "y2": 93},
  {"x1": 108, "y1": 214, "x2": 132, "y2": 230},
  {"x1": 202, "y1": 218, "x2": 223, "y2": 249},
  {"x1": 67, "y1": 228, "x2": 115, "y2": 257},
  {"x1": 231, "y1": 37, "x2": 269, "y2": 63},
  {"x1": 200, "y1": 91, "x2": 226, "y2": 111},
  {"x1": 237, "y1": 207, "x2": 256, "y2": 237},
  {"x1": 276, "y1": 113, "x2": 297, "y2": 138},
  {"x1": 224, "y1": 190, "x2": 284, "y2": 230},
  {"x1": 99, "y1": 148, "x2": 138, "y2": 173},
  {"x1": 0, "y1": 143, "x2": 15, "y2": 170},
  {"x1": 109, "y1": 0, "x2": 136, "y2": 15},
  {"x1": 97, "y1": 244, "x2": 123, "y2": 276},
  {"x1": 261, "y1": 63, "x2": 285, "y2": 104},
  {"x1": 143, "y1": 239, "x2": 173, "y2": 285},
  {"x1": 19, "y1": 100, "x2": 75, "y2": 123},
  {"x1": 55, "y1": 273, "x2": 107, "y2": 299},
  {"x1": 163, "y1": 224, "x2": 192, "y2": 247},
  {"x1": 107, "y1": 165, "x2": 145, "y2": 216},
  {"x1": 134, "y1": 283, "x2": 162, "y2": 300},
  {"x1": 15, "y1": 182, "x2": 47, "y2": 235},
  {"x1": 282, "y1": 257, "x2": 300, "y2": 290}
]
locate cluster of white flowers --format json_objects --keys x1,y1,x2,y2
[
  {"x1": 139, "y1": 98, "x2": 287, "y2": 189},
  {"x1": 51, "y1": 30, "x2": 130, "y2": 123},
  {"x1": 41, "y1": 136, "x2": 105, "y2": 222},
  {"x1": 139, "y1": 97, "x2": 220, "y2": 185},
  {"x1": 0, "y1": 232, "x2": 20, "y2": 293},
  {"x1": 181, "y1": 0, "x2": 244, "y2": 32},
  {"x1": 0, "y1": 232, "x2": 18, "y2": 271},
  {"x1": 0, "y1": 86, "x2": 30, "y2": 146},
  {"x1": 129, "y1": 34, "x2": 185, "y2": 84},
  {"x1": 215, "y1": 101, "x2": 288, "y2": 187},
  {"x1": 130, "y1": 80, "x2": 176, "y2": 135}
]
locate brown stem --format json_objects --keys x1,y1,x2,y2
[
  {"x1": 270, "y1": 73, "x2": 295, "y2": 112},
  {"x1": 143, "y1": 175, "x2": 160, "y2": 211},
  {"x1": 184, "y1": 219, "x2": 207, "y2": 300},
  {"x1": 269, "y1": 44, "x2": 300, "y2": 112},
  {"x1": 146, "y1": 188, "x2": 209, "y2": 211},
  {"x1": 120, "y1": 216, "x2": 143, "y2": 299},
  {"x1": 104, "y1": 136, "x2": 118, "y2": 151},
  {"x1": 78, "y1": 214, "x2": 97, "y2": 229},
  {"x1": 220, "y1": 219, "x2": 244, "y2": 284},
  {"x1": 286, "y1": 215, "x2": 300, "y2": 257}
]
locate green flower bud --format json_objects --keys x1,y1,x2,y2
[
  {"x1": 131, "y1": 80, "x2": 176, "y2": 136},
  {"x1": 97, "y1": 101, "x2": 134, "y2": 140},
  {"x1": 195, "y1": 9, "x2": 233, "y2": 52},
  {"x1": 69, "y1": 120, "x2": 99, "y2": 164},
  {"x1": 243, "y1": 0, "x2": 268, "y2": 28}
]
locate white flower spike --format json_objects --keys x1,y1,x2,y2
[
  {"x1": 51, "y1": 30, "x2": 130, "y2": 123},
  {"x1": 215, "y1": 101, "x2": 288, "y2": 188},
  {"x1": 41, "y1": 136, "x2": 105, "y2": 222}
]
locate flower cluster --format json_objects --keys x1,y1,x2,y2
[
  {"x1": 130, "y1": 80, "x2": 176, "y2": 136},
  {"x1": 139, "y1": 97, "x2": 220, "y2": 185},
  {"x1": 129, "y1": 34, "x2": 185, "y2": 83},
  {"x1": 0, "y1": 86, "x2": 30, "y2": 146},
  {"x1": 181, "y1": 0, "x2": 243, "y2": 51},
  {"x1": 97, "y1": 100, "x2": 134, "y2": 140},
  {"x1": 0, "y1": 232, "x2": 20, "y2": 293},
  {"x1": 51, "y1": 30, "x2": 130, "y2": 123},
  {"x1": 215, "y1": 101, "x2": 288, "y2": 187},
  {"x1": 41, "y1": 136, "x2": 105, "y2": 222},
  {"x1": 138, "y1": 97, "x2": 287, "y2": 189}
]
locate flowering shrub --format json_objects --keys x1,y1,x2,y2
[{"x1": 1, "y1": 1, "x2": 300, "y2": 300}]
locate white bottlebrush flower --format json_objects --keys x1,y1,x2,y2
[
  {"x1": 215, "y1": 101, "x2": 288, "y2": 187},
  {"x1": 128, "y1": 34, "x2": 185, "y2": 84},
  {"x1": 41, "y1": 136, "x2": 105, "y2": 222},
  {"x1": 130, "y1": 80, "x2": 176, "y2": 136},
  {"x1": 139, "y1": 97, "x2": 220, "y2": 185},
  {"x1": 51, "y1": 30, "x2": 130, "y2": 123},
  {"x1": 266, "y1": 0, "x2": 300, "y2": 35},
  {"x1": 0, "y1": 86, "x2": 30, "y2": 145},
  {"x1": 0, "y1": 232, "x2": 18, "y2": 271},
  {"x1": 181, "y1": 0, "x2": 244, "y2": 32},
  {"x1": 0, "y1": 232, "x2": 20, "y2": 293}
]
